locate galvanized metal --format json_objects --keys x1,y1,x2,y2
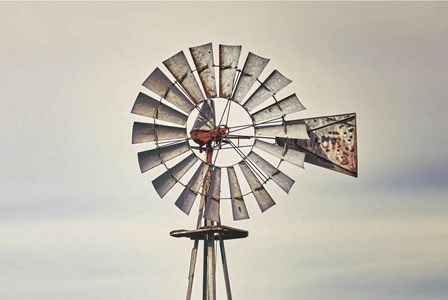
[
  {"x1": 175, "y1": 162, "x2": 210, "y2": 215},
  {"x1": 131, "y1": 92, "x2": 189, "y2": 126},
  {"x1": 163, "y1": 51, "x2": 204, "y2": 104},
  {"x1": 238, "y1": 161, "x2": 276, "y2": 212},
  {"x1": 190, "y1": 43, "x2": 217, "y2": 98},
  {"x1": 192, "y1": 99, "x2": 215, "y2": 131},
  {"x1": 132, "y1": 122, "x2": 187, "y2": 144},
  {"x1": 255, "y1": 123, "x2": 309, "y2": 139},
  {"x1": 219, "y1": 45, "x2": 242, "y2": 99},
  {"x1": 251, "y1": 94, "x2": 305, "y2": 124},
  {"x1": 137, "y1": 141, "x2": 190, "y2": 173},
  {"x1": 203, "y1": 167, "x2": 222, "y2": 222},
  {"x1": 254, "y1": 140, "x2": 305, "y2": 168},
  {"x1": 227, "y1": 167, "x2": 249, "y2": 221},
  {"x1": 232, "y1": 52, "x2": 270, "y2": 103},
  {"x1": 243, "y1": 70, "x2": 292, "y2": 112},
  {"x1": 152, "y1": 154, "x2": 198, "y2": 198},
  {"x1": 142, "y1": 67, "x2": 195, "y2": 114},
  {"x1": 247, "y1": 151, "x2": 295, "y2": 193}
]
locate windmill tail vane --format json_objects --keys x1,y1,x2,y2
[{"x1": 130, "y1": 42, "x2": 358, "y2": 299}]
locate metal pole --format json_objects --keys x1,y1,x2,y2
[{"x1": 219, "y1": 234, "x2": 232, "y2": 300}]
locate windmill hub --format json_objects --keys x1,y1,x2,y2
[{"x1": 190, "y1": 125, "x2": 229, "y2": 148}]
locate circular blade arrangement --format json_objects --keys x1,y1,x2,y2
[{"x1": 131, "y1": 42, "x2": 357, "y2": 222}]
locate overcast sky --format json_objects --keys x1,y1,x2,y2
[{"x1": 1, "y1": 2, "x2": 447, "y2": 300}]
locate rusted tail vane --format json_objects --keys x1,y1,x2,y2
[
  {"x1": 255, "y1": 123, "x2": 309, "y2": 139},
  {"x1": 137, "y1": 141, "x2": 190, "y2": 173},
  {"x1": 227, "y1": 167, "x2": 249, "y2": 221},
  {"x1": 219, "y1": 45, "x2": 242, "y2": 98},
  {"x1": 254, "y1": 139, "x2": 306, "y2": 168},
  {"x1": 131, "y1": 122, "x2": 187, "y2": 144},
  {"x1": 203, "y1": 167, "x2": 222, "y2": 222},
  {"x1": 163, "y1": 51, "x2": 205, "y2": 105},
  {"x1": 250, "y1": 93, "x2": 306, "y2": 124},
  {"x1": 142, "y1": 68, "x2": 195, "y2": 114},
  {"x1": 189, "y1": 43, "x2": 217, "y2": 99},
  {"x1": 152, "y1": 154, "x2": 198, "y2": 198}
]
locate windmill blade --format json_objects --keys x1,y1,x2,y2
[
  {"x1": 152, "y1": 154, "x2": 198, "y2": 198},
  {"x1": 189, "y1": 43, "x2": 217, "y2": 98},
  {"x1": 163, "y1": 51, "x2": 204, "y2": 104},
  {"x1": 251, "y1": 94, "x2": 305, "y2": 124},
  {"x1": 219, "y1": 45, "x2": 242, "y2": 98},
  {"x1": 247, "y1": 151, "x2": 295, "y2": 193},
  {"x1": 243, "y1": 70, "x2": 292, "y2": 112},
  {"x1": 175, "y1": 162, "x2": 210, "y2": 215},
  {"x1": 227, "y1": 167, "x2": 249, "y2": 221},
  {"x1": 203, "y1": 167, "x2": 221, "y2": 222},
  {"x1": 131, "y1": 92, "x2": 188, "y2": 126},
  {"x1": 233, "y1": 52, "x2": 270, "y2": 103},
  {"x1": 238, "y1": 161, "x2": 275, "y2": 212},
  {"x1": 255, "y1": 123, "x2": 309, "y2": 139},
  {"x1": 137, "y1": 141, "x2": 190, "y2": 173},
  {"x1": 142, "y1": 68, "x2": 195, "y2": 114},
  {"x1": 254, "y1": 140, "x2": 305, "y2": 168},
  {"x1": 132, "y1": 122, "x2": 187, "y2": 144}
]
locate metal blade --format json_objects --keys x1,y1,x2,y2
[
  {"x1": 189, "y1": 43, "x2": 217, "y2": 98},
  {"x1": 142, "y1": 68, "x2": 194, "y2": 114},
  {"x1": 243, "y1": 70, "x2": 292, "y2": 112},
  {"x1": 227, "y1": 167, "x2": 249, "y2": 221},
  {"x1": 137, "y1": 141, "x2": 190, "y2": 173},
  {"x1": 203, "y1": 167, "x2": 221, "y2": 222},
  {"x1": 233, "y1": 52, "x2": 270, "y2": 103},
  {"x1": 219, "y1": 45, "x2": 242, "y2": 98},
  {"x1": 254, "y1": 140, "x2": 305, "y2": 168},
  {"x1": 192, "y1": 99, "x2": 215, "y2": 131},
  {"x1": 132, "y1": 122, "x2": 187, "y2": 144},
  {"x1": 175, "y1": 162, "x2": 210, "y2": 215},
  {"x1": 163, "y1": 51, "x2": 204, "y2": 104},
  {"x1": 247, "y1": 151, "x2": 295, "y2": 193},
  {"x1": 251, "y1": 94, "x2": 305, "y2": 123},
  {"x1": 131, "y1": 92, "x2": 188, "y2": 126},
  {"x1": 238, "y1": 161, "x2": 275, "y2": 212},
  {"x1": 255, "y1": 123, "x2": 309, "y2": 139},
  {"x1": 152, "y1": 153, "x2": 198, "y2": 198}
]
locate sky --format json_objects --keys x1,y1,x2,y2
[{"x1": 1, "y1": 2, "x2": 448, "y2": 300}]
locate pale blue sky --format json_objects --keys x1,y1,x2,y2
[{"x1": 0, "y1": 2, "x2": 447, "y2": 300}]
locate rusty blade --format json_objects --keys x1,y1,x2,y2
[
  {"x1": 247, "y1": 151, "x2": 295, "y2": 193},
  {"x1": 142, "y1": 68, "x2": 194, "y2": 114},
  {"x1": 132, "y1": 122, "x2": 187, "y2": 144},
  {"x1": 254, "y1": 140, "x2": 305, "y2": 168},
  {"x1": 175, "y1": 162, "x2": 210, "y2": 215},
  {"x1": 163, "y1": 51, "x2": 204, "y2": 104},
  {"x1": 219, "y1": 45, "x2": 242, "y2": 98},
  {"x1": 243, "y1": 70, "x2": 292, "y2": 112},
  {"x1": 238, "y1": 161, "x2": 275, "y2": 212},
  {"x1": 227, "y1": 167, "x2": 249, "y2": 221},
  {"x1": 189, "y1": 43, "x2": 217, "y2": 98},
  {"x1": 152, "y1": 154, "x2": 198, "y2": 198},
  {"x1": 251, "y1": 94, "x2": 305, "y2": 124},
  {"x1": 233, "y1": 52, "x2": 270, "y2": 103},
  {"x1": 137, "y1": 141, "x2": 190, "y2": 173},
  {"x1": 203, "y1": 167, "x2": 221, "y2": 222},
  {"x1": 255, "y1": 123, "x2": 309, "y2": 139},
  {"x1": 131, "y1": 92, "x2": 188, "y2": 126}
]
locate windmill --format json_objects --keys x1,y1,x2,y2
[{"x1": 131, "y1": 43, "x2": 357, "y2": 299}]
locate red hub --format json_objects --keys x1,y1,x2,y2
[{"x1": 190, "y1": 125, "x2": 229, "y2": 146}]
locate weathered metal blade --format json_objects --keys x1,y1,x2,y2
[
  {"x1": 227, "y1": 167, "x2": 249, "y2": 221},
  {"x1": 238, "y1": 161, "x2": 275, "y2": 212},
  {"x1": 233, "y1": 52, "x2": 270, "y2": 103},
  {"x1": 163, "y1": 51, "x2": 204, "y2": 104},
  {"x1": 251, "y1": 94, "x2": 305, "y2": 124},
  {"x1": 243, "y1": 70, "x2": 292, "y2": 112},
  {"x1": 152, "y1": 153, "x2": 198, "y2": 198},
  {"x1": 189, "y1": 43, "x2": 217, "y2": 98},
  {"x1": 142, "y1": 68, "x2": 195, "y2": 114},
  {"x1": 254, "y1": 140, "x2": 305, "y2": 168},
  {"x1": 247, "y1": 151, "x2": 295, "y2": 193},
  {"x1": 132, "y1": 122, "x2": 187, "y2": 144},
  {"x1": 277, "y1": 113, "x2": 357, "y2": 177},
  {"x1": 219, "y1": 45, "x2": 242, "y2": 98},
  {"x1": 203, "y1": 167, "x2": 221, "y2": 222},
  {"x1": 175, "y1": 162, "x2": 210, "y2": 215},
  {"x1": 131, "y1": 92, "x2": 188, "y2": 126},
  {"x1": 192, "y1": 99, "x2": 215, "y2": 131},
  {"x1": 137, "y1": 141, "x2": 190, "y2": 173},
  {"x1": 255, "y1": 123, "x2": 309, "y2": 139}
]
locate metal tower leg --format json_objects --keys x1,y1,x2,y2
[{"x1": 219, "y1": 234, "x2": 232, "y2": 300}]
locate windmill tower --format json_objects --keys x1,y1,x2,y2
[{"x1": 131, "y1": 43, "x2": 358, "y2": 299}]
